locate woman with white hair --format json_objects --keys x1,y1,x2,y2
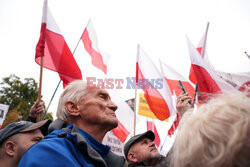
[{"x1": 170, "y1": 93, "x2": 250, "y2": 167}]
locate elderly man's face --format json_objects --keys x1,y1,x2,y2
[
  {"x1": 78, "y1": 88, "x2": 118, "y2": 129},
  {"x1": 128, "y1": 137, "x2": 161, "y2": 164}
]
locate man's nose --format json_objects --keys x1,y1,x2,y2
[{"x1": 108, "y1": 100, "x2": 118, "y2": 111}]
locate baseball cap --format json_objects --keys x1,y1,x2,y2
[
  {"x1": 0, "y1": 119, "x2": 51, "y2": 145},
  {"x1": 124, "y1": 130, "x2": 155, "y2": 158}
]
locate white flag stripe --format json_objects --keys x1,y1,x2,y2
[{"x1": 186, "y1": 36, "x2": 238, "y2": 93}]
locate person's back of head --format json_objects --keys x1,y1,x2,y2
[{"x1": 170, "y1": 93, "x2": 250, "y2": 167}]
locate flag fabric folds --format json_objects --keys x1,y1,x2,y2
[
  {"x1": 81, "y1": 20, "x2": 109, "y2": 74},
  {"x1": 186, "y1": 36, "x2": 238, "y2": 102},
  {"x1": 168, "y1": 113, "x2": 180, "y2": 137},
  {"x1": 160, "y1": 61, "x2": 195, "y2": 98},
  {"x1": 108, "y1": 90, "x2": 134, "y2": 143},
  {"x1": 189, "y1": 23, "x2": 211, "y2": 84},
  {"x1": 136, "y1": 45, "x2": 175, "y2": 121},
  {"x1": 147, "y1": 120, "x2": 161, "y2": 147},
  {"x1": 35, "y1": 0, "x2": 82, "y2": 87}
]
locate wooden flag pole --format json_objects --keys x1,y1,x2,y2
[
  {"x1": 133, "y1": 83, "x2": 138, "y2": 136},
  {"x1": 36, "y1": 56, "x2": 44, "y2": 122}
]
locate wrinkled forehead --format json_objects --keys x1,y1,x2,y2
[{"x1": 86, "y1": 87, "x2": 110, "y2": 96}]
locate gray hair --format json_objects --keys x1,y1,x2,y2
[
  {"x1": 56, "y1": 80, "x2": 88, "y2": 123},
  {"x1": 170, "y1": 93, "x2": 250, "y2": 167}
]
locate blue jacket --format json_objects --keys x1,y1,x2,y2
[{"x1": 18, "y1": 124, "x2": 125, "y2": 167}]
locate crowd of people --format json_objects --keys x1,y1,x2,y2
[{"x1": 0, "y1": 79, "x2": 249, "y2": 167}]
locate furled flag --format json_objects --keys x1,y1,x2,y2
[
  {"x1": 81, "y1": 20, "x2": 109, "y2": 74},
  {"x1": 216, "y1": 71, "x2": 250, "y2": 96},
  {"x1": 107, "y1": 89, "x2": 135, "y2": 143},
  {"x1": 186, "y1": 36, "x2": 238, "y2": 102},
  {"x1": 168, "y1": 113, "x2": 180, "y2": 137},
  {"x1": 160, "y1": 60, "x2": 195, "y2": 98},
  {"x1": 35, "y1": 0, "x2": 82, "y2": 87},
  {"x1": 147, "y1": 120, "x2": 161, "y2": 147},
  {"x1": 0, "y1": 104, "x2": 9, "y2": 129},
  {"x1": 136, "y1": 45, "x2": 175, "y2": 121},
  {"x1": 189, "y1": 22, "x2": 211, "y2": 84}
]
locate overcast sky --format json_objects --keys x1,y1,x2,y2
[{"x1": 1, "y1": 0, "x2": 250, "y2": 119}]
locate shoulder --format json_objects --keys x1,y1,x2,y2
[{"x1": 18, "y1": 133, "x2": 80, "y2": 167}]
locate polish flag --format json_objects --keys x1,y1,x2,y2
[
  {"x1": 108, "y1": 89, "x2": 135, "y2": 143},
  {"x1": 81, "y1": 20, "x2": 109, "y2": 74},
  {"x1": 186, "y1": 36, "x2": 238, "y2": 102},
  {"x1": 189, "y1": 23, "x2": 211, "y2": 84},
  {"x1": 216, "y1": 71, "x2": 250, "y2": 96},
  {"x1": 160, "y1": 61, "x2": 195, "y2": 98},
  {"x1": 35, "y1": 0, "x2": 82, "y2": 87},
  {"x1": 168, "y1": 113, "x2": 180, "y2": 137},
  {"x1": 136, "y1": 45, "x2": 175, "y2": 121},
  {"x1": 147, "y1": 120, "x2": 161, "y2": 147}
]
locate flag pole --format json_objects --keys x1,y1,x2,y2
[
  {"x1": 134, "y1": 45, "x2": 140, "y2": 136},
  {"x1": 133, "y1": 83, "x2": 138, "y2": 136},
  {"x1": 192, "y1": 82, "x2": 198, "y2": 105},
  {"x1": 36, "y1": 56, "x2": 44, "y2": 122},
  {"x1": 201, "y1": 22, "x2": 209, "y2": 58},
  {"x1": 41, "y1": 80, "x2": 61, "y2": 120}
]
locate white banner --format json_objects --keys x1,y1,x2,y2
[
  {"x1": 0, "y1": 104, "x2": 9, "y2": 129},
  {"x1": 102, "y1": 131, "x2": 125, "y2": 156}
]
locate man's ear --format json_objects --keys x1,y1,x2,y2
[
  {"x1": 65, "y1": 101, "x2": 80, "y2": 117},
  {"x1": 127, "y1": 152, "x2": 138, "y2": 163},
  {"x1": 4, "y1": 141, "x2": 17, "y2": 157}
]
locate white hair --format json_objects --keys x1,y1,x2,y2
[
  {"x1": 56, "y1": 80, "x2": 88, "y2": 123},
  {"x1": 170, "y1": 93, "x2": 250, "y2": 167}
]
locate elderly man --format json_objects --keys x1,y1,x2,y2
[
  {"x1": 18, "y1": 80, "x2": 126, "y2": 167},
  {"x1": 124, "y1": 130, "x2": 169, "y2": 167},
  {"x1": 0, "y1": 119, "x2": 51, "y2": 167}
]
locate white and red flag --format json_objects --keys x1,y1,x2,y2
[
  {"x1": 160, "y1": 60, "x2": 194, "y2": 98},
  {"x1": 186, "y1": 36, "x2": 238, "y2": 102},
  {"x1": 147, "y1": 120, "x2": 161, "y2": 147},
  {"x1": 80, "y1": 20, "x2": 109, "y2": 74},
  {"x1": 189, "y1": 23, "x2": 211, "y2": 84},
  {"x1": 107, "y1": 90, "x2": 135, "y2": 143},
  {"x1": 216, "y1": 71, "x2": 250, "y2": 96},
  {"x1": 136, "y1": 45, "x2": 175, "y2": 121},
  {"x1": 35, "y1": 0, "x2": 82, "y2": 87},
  {"x1": 167, "y1": 113, "x2": 180, "y2": 137}
]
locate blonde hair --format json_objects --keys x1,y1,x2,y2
[
  {"x1": 170, "y1": 93, "x2": 250, "y2": 167},
  {"x1": 56, "y1": 80, "x2": 88, "y2": 123}
]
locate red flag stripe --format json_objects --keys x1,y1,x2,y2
[
  {"x1": 147, "y1": 121, "x2": 161, "y2": 147},
  {"x1": 112, "y1": 120, "x2": 130, "y2": 143}
]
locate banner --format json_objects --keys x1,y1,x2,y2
[
  {"x1": 102, "y1": 131, "x2": 125, "y2": 156},
  {"x1": 0, "y1": 104, "x2": 9, "y2": 129},
  {"x1": 138, "y1": 93, "x2": 168, "y2": 122}
]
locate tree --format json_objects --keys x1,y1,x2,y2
[{"x1": 0, "y1": 74, "x2": 53, "y2": 128}]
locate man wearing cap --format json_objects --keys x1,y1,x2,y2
[
  {"x1": 0, "y1": 119, "x2": 51, "y2": 167},
  {"x1": 18, "y1": 80, "x2": 127, "y2": 167},
  {"x1": 124, "y1": 130, "x2": 169, "y2": 167}
]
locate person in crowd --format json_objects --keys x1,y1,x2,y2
[
  {"x1": 18, "y1": 80, "x2": 127, "y2": 167},
  {"x1": 0, "y1": 119, "x2": 51, "y2": 167},
  {"x1": 26, "y1": 99, "x2": 45, "y2": 123},
  {"x1": 124, "y1": 130, "x2": 169, "y2": 167},
  {"x1": 170, "y1": 93, "x2": 250, "y2": 167}
]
